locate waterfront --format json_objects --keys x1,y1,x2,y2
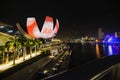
[
  {"x1": 68, "y1": 42, "x2": 120, "y2": 69},
  {"x1": 32, "y1": 42, "x2": 120, "y2": 80}
]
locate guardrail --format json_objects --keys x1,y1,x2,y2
[
  {"x1": 90, "y1": 63, "x2": 120, "y2": 80},
  {"x1": 43, "y1": 54, "x2": 120, "y2": 80}
]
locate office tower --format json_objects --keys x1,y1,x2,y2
[{"x1": 98, "y1": 28, "x2": 104, "y2": 40}]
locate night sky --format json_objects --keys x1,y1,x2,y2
[{"x1": 0, "y1": 1, "x2": 120, "y2": 38}]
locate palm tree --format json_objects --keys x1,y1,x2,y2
[
  {"x1": 12, "y1": 37, "x2": 22, "y2": 65},
  {"x1": 22, "y1": 39, "x2": 28, "y2": 61},
  {"x1": 16, "y1": 38, "x2": 27, "y2": 61},
  {"x1": 4, "y1": 41, "x2": 12, "y2": 63},
  {"x1": 34, "y1": 39, "x2": 38, "y2": 55},
  {"x1": 15, "y1": 39, "x2": 22, "y2": 60},
  {"x1": 34, "y1": 39, "x2": 43, "y2": 55},
  {"x1": 0, "y1": 46, "x2": 5, "y2": 64},
  {"x1": 6, "y1": 36, "x2": 21, "y2": 65},
  {"x1": 28, "y1": 39, "x2": 35, "y2": 58},
  {"x1": 36, "y1": 38, "x2": 44, "y2": 53}
]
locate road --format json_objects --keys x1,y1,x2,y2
[
  {"x1": 32, "y1": 48, "x2": 71, "y2": 80},
  {"x1": 42, "y1": 49, "x2": 71, "y2": 74}
]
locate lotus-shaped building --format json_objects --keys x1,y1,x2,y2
[{"x1": 16, "y1": 16, "x2": 59, "y2": 39}]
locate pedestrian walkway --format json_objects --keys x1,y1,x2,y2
[{"x1": 0, "y1": 51, "x2": 42, "y2": 72}]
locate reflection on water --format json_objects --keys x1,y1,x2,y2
[
  {"x1": 108, "y1": 45, "x2": 113, "y2": 56},
  {"x1": 96, "y1": 43, "x2": 120, "y2": 57},
  {"x1": 96, "y1": 44, "x2": 101, "y2": 58}
]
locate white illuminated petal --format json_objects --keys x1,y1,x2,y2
[
  {"x1": 26, "y1": 16, "x2": 59, "y2": 39},
  {"x1": 27, "y1": 18, "x2": 35, "y2": 26},
  {"x1": 27, "y1": 17, "x2": 41, "y2": 38}
]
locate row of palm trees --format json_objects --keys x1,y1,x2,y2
[{"x1": 0, "y1": 36, "x2": 45, "y2": 65}]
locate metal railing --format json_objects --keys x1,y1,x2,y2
[
  {"x1": 42, "y1": 54, "x2": 120, "y2": 80},
  {"x1": 90, "y1": 63, "x2": 120, "y2": 80}
]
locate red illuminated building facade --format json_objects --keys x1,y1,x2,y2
[{"x1": 16, "y1": 16, "x2": 59, "y2": 39}]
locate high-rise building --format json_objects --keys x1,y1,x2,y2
[
  {"x1": 115, "y1": 32, "x2": 120, "y2": 37},
  {"x1": 98, "y1": 28, "x2": 104, "y2": 40}
]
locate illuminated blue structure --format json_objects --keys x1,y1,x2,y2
[
  {"x1": 108, "y1": 45, "x2": 113, "y2": 56},
  {"x1": 103, "y1": 35, "x2": 120, "y2": 44}
]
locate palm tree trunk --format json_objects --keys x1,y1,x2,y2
[
  {"x1": 23, "y1": 47, "x2": 26, "y2": 61},
  {"x1": 35, "y1": 45, "x2": 37, "y2": 55},
  {"x1": 6, "y1": 52, "x2": 9, "y2": 63},
  {"x1": 30, "y1": 47, "x2": 32, "y2": 58},
  {"x1": 16, "y1": 48, "x2": 19, "y2": 60},
  {"x1": 13, "y1": 48, "x2": 17, "y2": 65},
  {"x1": 13, "y1": 51, "x2": 15, "y2": 65},
  {"x1": 2, "y1": 51, "x2": 5, "y2": 64},
  {"x1": 39, "y1": 45, "x2": 42, "y2": 54}
]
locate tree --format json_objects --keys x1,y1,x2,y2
[
  {"x1": 5, "y1": 41, "x2": 12, "y2": 63},
  {"x1": 22, "y1": 39, "x2": 28, "y2": 61},
  {"x1": 12, "y1": 37, "x2": 22, "y2": 65},
  {"x1": 0, "y1": 46, "x2": 5, "y2": 64},
  {"x1": 37, "y1": 38, "x2": 45, "y2": 54},
  {"x1": 26, "y1": 39, "x2": 35, "y2": 58}
]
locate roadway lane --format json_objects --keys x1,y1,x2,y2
[
  {"x1": 41, "y1": 49, "x2": 70, "y2": 75},
  {"x1": 32, "y1": 48, "x2": 71, "y2": 80}
]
